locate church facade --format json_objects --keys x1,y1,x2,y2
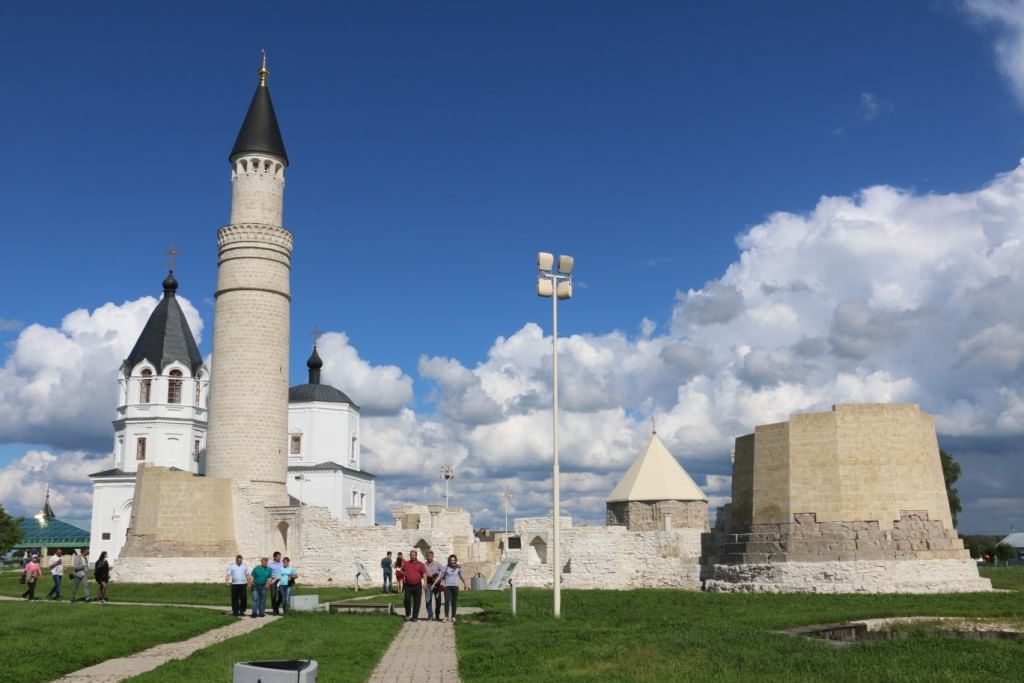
[{"x1": 90, "y1": 283, "x2": 376, "y2": 560}]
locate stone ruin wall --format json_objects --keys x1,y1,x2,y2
[
  {"x1": 606, "y1": 499, "x2": 709, "y2": 532},
  {"x1": 509, "y1": 517, "x2": 702, "y2": 590},
  {"x1": 119, "y1": 465, "x2": 237, "y2": 558}
]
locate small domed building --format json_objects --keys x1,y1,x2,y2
[
  {"x1": 89, "y1": 271, "x2": 208, "y2": 561},
  {"x1": 286, "y1": 345, "x2": 376, "y2": 526},
  {"x1": 606, "y1": 431, "x2": 708, "y2": 531}
]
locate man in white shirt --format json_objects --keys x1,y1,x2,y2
[
  {"x1": 225, "y1": 554, "x2": 251, "y2": 617},
  {"x1": 46, "y1": 549, "x2": 64, "y2": 600}
]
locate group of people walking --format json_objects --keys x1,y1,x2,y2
[
  {"x1": 381, "y1": 549, "x2": 469, "y2": 623},
  {"x1": 20, "y1": 548, "x2": 111, "y2": 603},
  {"x1": 224, "y1": 551, "x2": 297, "y2": 618}
]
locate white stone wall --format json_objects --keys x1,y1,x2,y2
[
  {"x1": 703, "y1": 559, "x2": 993, "y2": 593},
  {"x1": 288, "y1": 402, "x2": 360, "y2": 469},
  {"x1": 89, "y1": 479, "x2": 135, "y2": 560},
  {"x1": 285, "y1": 468, "x2": 375, "y2": 526},
  {"x1": 509, "y1": 517, "x2": 703, "y2": 590}
]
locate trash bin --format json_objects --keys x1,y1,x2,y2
[
  {"x1": 233, "y1": 659, "x2": 318, "y2": 682},
  {"x1": 470, "y1": 573, "x2": 486, "y2": 591}
]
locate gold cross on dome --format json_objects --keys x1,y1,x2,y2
[{"x1": 166, "y1": 244, "x2": 179, "y2": 271}]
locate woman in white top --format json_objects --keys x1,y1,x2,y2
[{"x1": 433, "y1": 554, "x2": 469, "y2": 623}]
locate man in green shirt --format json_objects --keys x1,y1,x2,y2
[{"x1": 250, "y1": 557, "x2": 273, "y2": 618}]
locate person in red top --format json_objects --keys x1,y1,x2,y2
[{"x1": 400, "y1": 549, "x2": 428, "y2": 621}]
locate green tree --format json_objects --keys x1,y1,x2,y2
[
  {"x1": 0, "y1": 504, "x2": 23, "y2": 557},
  {"x1": 994, "y1": 543, "x2": 1016, "y2": 564},
  {"x1": 939, "y1": 449, "x2": 962, "y2": 528}
]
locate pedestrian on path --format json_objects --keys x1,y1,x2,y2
[
  {"x1": 401, "y1": 549, "x2": 428, "y2": 621},
  {"x1": 268, "y1": 551, "x2": 284, "y2": 615},
  {"x1": 394, "y1": 551, "x2": 405, "y2": 592},
  {"x1": 46, "y1": 548, "x2": 64, "y2": 600},
  {"x1": 381, "y1": 551, "x2": 393, "y2": 593},
  {"x1": 22, "y1": 554, "x2": 41, "y2": 600},
  {"x1": 435, "y1": 554, "x2": 469, "y2": 623},
  {"x1": 251, "y1": 557, "x2": 272, "y2": 618},
  {"x1": 94, "y1": 551, "x2": 110, "y2": 603},
  {"x1": 278, "y1": 557, "x2": 297, "y2": 614},
  {"x1": 70, "y1": 549, "x2": 91, "y2": 602},
  {"x1": 423, "y1": 550, "x2": 443, "y2": 621},
  {"x1": 225, "y1": 554, "x2": 251, "y2": 617}
]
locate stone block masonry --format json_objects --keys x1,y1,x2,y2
[
  {"x1": 703, "y1": 403, "x2": 991, "y2": 593},
  {"x1": 205, "y1": 222, "x2": 293, "y2": 507}
]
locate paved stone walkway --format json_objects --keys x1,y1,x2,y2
[
  {"x1": 366, "y1": 595, "x2": 464, "y2": 683},
  {"x1": 52, "y1": 614, "x2": 278, "y2": 682}
]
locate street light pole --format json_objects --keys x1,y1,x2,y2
[
  {"x1": 536, "y1": 251, "x2": 573, "y2": 619},
  {"x1": 500, "y1": 491, "x2": 512, "y2": 535},
  {"x1": 440, "y1": 466, "x2": 455, "y2": 508}
]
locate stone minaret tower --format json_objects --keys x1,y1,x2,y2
[{"x1": 205, "y1": 56, "x2": 292, "y2": 505}]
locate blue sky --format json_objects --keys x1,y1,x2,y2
[{"x1": 1, "y1": 1, "x2": 1023, "y2": 534}]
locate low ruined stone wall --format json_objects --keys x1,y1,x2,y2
[
  {"x1": 702, "y1": 559, "x2": 992, "y2": 593},
  {"x1": 606, "y1": 500, "x2": 708, "y2": 532},
  {"x1": 511, "y1": 526, "x2": 703, "y2": 590}
]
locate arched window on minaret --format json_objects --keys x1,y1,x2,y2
[
  {"x1": 168, "y1": 369, "x2": 183, "y2": 404},
  {"x1": 140, "y1": 369, "x2": 153, "y2": 403}
]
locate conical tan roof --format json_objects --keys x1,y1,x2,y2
[{"x1": 606, "y1": 433, "x2": 707, "y2": 503}]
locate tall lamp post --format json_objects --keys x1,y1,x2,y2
[
  {"x1": 500, "y1": 491, "x2": 512, "y2": 535},
  {"x1": 440, "y1": 465, "x2": 455, "y2": 508},
  {"x1": 536, "y1": 251, "x2": 573, "y2": 618}
]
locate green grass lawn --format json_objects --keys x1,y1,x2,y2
[
  {"x1": 128, "y1": 612, "x2": 402, "y2": 682},
  {"x1": 980, "y1": 565, "x2": 1024, "y2": 591},
  {"x1": 0, "y1": 602, "x2": 233, "y2": 683},
  {"x1": 0, "y1": 571, "x2": 370, "y2": 607},
  {"x1": 454, "y1": 570, "x2": 1024, "y2": 683}
]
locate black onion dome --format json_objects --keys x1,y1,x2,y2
[
  {"x1": 123, "y1": 273, "x2": 204, "y2": 375},
  {"x1": 307, "y1": 346, "x2": 323, "y2": 370},
  {"x1": 162, "y1": 271, "x2": 178, "y2": 295},
  {"x1": 289, "y1": 383, "x2": 360, "y2": 410},
  {"x1": 229, "y1": 72, "x2": 288, "y2": 165}
]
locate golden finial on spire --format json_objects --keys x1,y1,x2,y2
[{"x1": 259, "y1": 50, "x2": 269, "y2": 86}]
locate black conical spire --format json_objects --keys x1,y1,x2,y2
[
  {"x1": 229, "y1": 53, "x2": 288, "y2": 165},
  {"x1": 123, "y1": 271, "x2": 204, "y2": 375},
  {"x1": 307, "y1": 345, "x2": 323, "y2": 384}
]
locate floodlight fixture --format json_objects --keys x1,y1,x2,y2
[
  {"x1": 556, "y1": 281, "x2": 572, "y2": 300},
  {"x1": 537, "y1": 251, "x2": 554, "y2": 271},
  {"x1": 537, "y1": 277, "x2": 554, "y2": 298},
  {"x1": 557, "y1": 254, "x2": 574, "y2": 275}
]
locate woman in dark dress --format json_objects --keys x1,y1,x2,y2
[{"x1": 94, "y1": 551, "x2": 110, "y2": 603}]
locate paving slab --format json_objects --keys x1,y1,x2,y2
[{"x1": 366, "y1": 593, "x2": 468, "y2": 683}]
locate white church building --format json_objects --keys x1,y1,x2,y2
[{"x1": 89, "y1": 276, "x2": 375, "y2": 560}]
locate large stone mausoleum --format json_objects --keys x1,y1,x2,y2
[{"x1": 702, "y1": 403, "x2": 991, "y2": 593}]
